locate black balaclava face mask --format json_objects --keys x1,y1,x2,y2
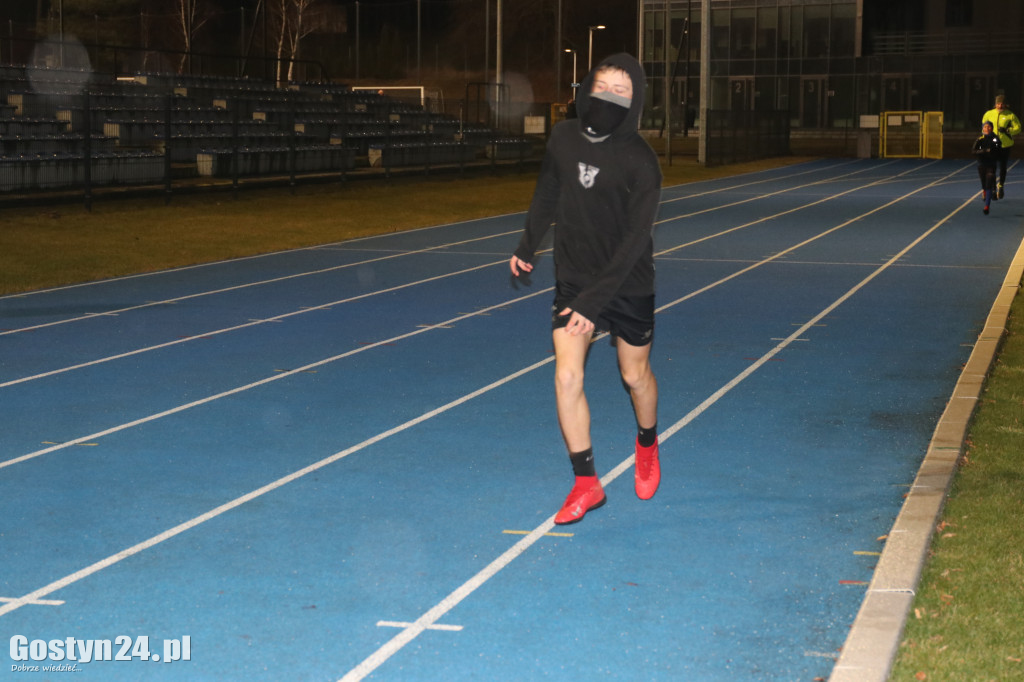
[{"x1": 581, "y1": 90, "x2": 631, "y2": 142}]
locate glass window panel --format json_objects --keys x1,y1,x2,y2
[
  {"x1": 733, "y1": 9, "x2": 755, "y2": 60},
  {"x1": 804, "y1": 5, "x2": 829, "y2": 59},
  {"x1": 712, "y1": 9, "x2": 730, "y2": 60},
  {"x1": 830, "y1": 3, "x2": 856, "y2": 58},
  {"x1": 757, "y1": 7, "x2": 778, "y2": 60}
]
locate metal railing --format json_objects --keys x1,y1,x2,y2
[
  {"x1": 869, "y1": 30, "x2": 1024, "y2": 56},
  {"x1": 703, "y1": 110, "x2": 791, "y2": 167}
]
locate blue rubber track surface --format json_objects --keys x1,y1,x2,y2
[{"x1": 1, "y1": 159, "x2": 1021, "y2": 681}]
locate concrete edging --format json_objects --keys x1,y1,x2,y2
[{"x1": 829, "y1": 234, "x2": 1024, "y2": 681}]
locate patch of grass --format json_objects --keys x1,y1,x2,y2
[
  {"x1": 890, "y1": 297, "x2": 1024, "y2": 681},
  {"x1": 0, "y1": 173, "x2": 539, "y2": 294}
]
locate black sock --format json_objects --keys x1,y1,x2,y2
[
  {"x1": 637, "y1": 424, "x2": 657, "y2": 448},
  {"x1": 569, "y1": 448, "x2": 596, "y2": 478}
]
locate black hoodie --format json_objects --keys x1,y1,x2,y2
[{"x1": 514, "y1": 53, "x2": 662, "y2": 325}]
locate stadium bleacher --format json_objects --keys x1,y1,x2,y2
[{"x1": 0, "y1": 65, "x2": 535, "y2": 194}]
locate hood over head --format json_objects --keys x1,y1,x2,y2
[{"x1": 575, "y1": 52, "x2": 647, "y2": 142}]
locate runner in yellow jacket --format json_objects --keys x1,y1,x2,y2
[{"x1": 982, "y1": 95, "x2": 1022, "y2": 199}]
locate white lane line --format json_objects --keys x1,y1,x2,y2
[
  {"x1": 1, "y1": 163, "x2": 938, "y2": 389},
  {"x1": 0, "y1": 353, "x2": 557, "y2": 619},
  {"x1": 0, "y1": 231, "x2": 522, "y2": 337},
  {"x1": 377, "y1": 621, "x2": 463, "y2": 632},
  {"x1": 0, "y1": 259, "x2": 507, "y2": 389},
  {"x1": 0, "y1": 288, "x2": 551, "y2": 471},
  {"x1": 657, "y1": 159, "x2": 895, "y2": 214},
  {"x1": 654, "y1": 161, "x2": 955, "y2": 250},
  {"x1": 0, "y1": 164, "x2": 970, "y2": 469},
  {"x1": 657, "y1": 159, "x2": 862, "y2": 203},
  {"x1": 337, "y1": 185, "x2": 978, "y2": 682},
  {"x1": 0, "y1": 213, "x2": 530, "y2": 303},
  {"x1": 0, "y1": 160, "x2": 866, "y2": 338},
  {"x1": 653, "y1": 164, "x2": 971, "y2": 309},
  {"x1": 0, "y1": 597, "x2": 64, "y2": 606}
]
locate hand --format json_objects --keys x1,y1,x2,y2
[
  {"x1": 510, "y1": 255, "x2": 533, "y2": 277},
  {"x1": 999, "y1": 126, "x2": 1009, "y2": 135},
  {"x1": 559, "y1": 308, "x2": 595, "y2": 336}
]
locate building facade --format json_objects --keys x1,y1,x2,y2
[{"x1": 639, "y1": 0, "x2": 1024, "y2": 133}]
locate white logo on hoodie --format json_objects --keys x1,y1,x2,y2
[{"x1": 578, "y1": 162, "x2": 599, "y2": 189}]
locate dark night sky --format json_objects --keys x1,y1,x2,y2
[
  {"x1": 1, "y1": 0, "x2": 638, "y2": 99},
  {"x1": 1, "y1": 0, "x2": 637, "y2": 57}
]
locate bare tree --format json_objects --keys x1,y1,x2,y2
[
  {"x1": 270, "y1": 0, "x2": 342, "y2": 85},
  {"x1": 174, "y1": 0, "x2": 210, "y2": 73}
]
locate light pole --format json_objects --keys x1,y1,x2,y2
[
  {"x1": 58, "y1": 0, "x2": 65, "y2": 67},
  {"x1": 587, "y1": 24, "x2": 605, "y2": 71},
  {"x1": 564, "y1": 48, "x2": 577, "y2": 91}
]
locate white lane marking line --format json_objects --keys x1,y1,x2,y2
[
  {"x1": 1, "y1": 162, "x2": 924, "y2": 387},
  {"x1": 0, "y1": 288, "x2": 551, "y2": 471},
  {"x1": 0, "y1": 212, "x2": 530, "y2": 303},
  {"x1": 654, "y1": 161, "x2": 954, "y2": 257},
  {"x1": 337, "y1": 176, "x2": 977, "y2": 682},
  {"x1": 0, "y1": 230, "x2": 522, "y2": 337},
  {"x1": 0, "y1": 597, "x2": 64, "y2": 606},
  {"x1": 0, "y1": 259, "x2": 508, "y2": 389},
  {"x1": 0, "y1": 164, "x2": 971, "y2": 470},
  {"x1": 656, "y1": 159, "x2": 891, "y2": 220},
  {"x1": 377, "y1": 621, "x2": 463, "y2": 632},
  {"x1": 339, "y1": 522, "x2": 559, "y2": 682},
  {"x1": 0, "y1": 161, "x2": 871, "y2": 339},
  {"x1": 657, "y1": 159, "x2": 861, "y2": 203},
  {"x1": 0, "y1": 354, "x2": 556, "y2": 619}
]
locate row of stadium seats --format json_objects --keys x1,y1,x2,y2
[{"x1": 0, "y1": 66, "x2": 535, "y2": 193}]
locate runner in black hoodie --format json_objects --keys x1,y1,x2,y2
[{"x1": 510, "y1": 53, "x2": 662, "y2": 524}]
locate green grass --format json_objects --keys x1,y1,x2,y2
[
  {"x1": 889, "y1": 297, "x2": 1024, "y2": 681},
  {"x1": 2, "y1": 157, "x2": 1021, "y2": 679},
  {"x1": 0, "y1": 173, "x2": 542, "y2": 295}
]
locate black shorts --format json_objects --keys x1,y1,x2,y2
[{"x1": 552, "y1": 280, "x2": 655, "y2": 347}]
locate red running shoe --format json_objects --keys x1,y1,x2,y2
[
  {"x1": 634, "y1": 438, "x2": 661, "y2": 500},
  {"x1": 554, "y1": 476, "x2": 606, "y2": 525}
]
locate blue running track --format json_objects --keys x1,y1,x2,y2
[{"x1": 1, "y1": 159, "x2": 1022, "y2": 681}]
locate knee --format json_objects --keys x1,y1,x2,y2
[
  {"x1": 620, "y1": 362, "x2": 654, "y2": 392},
  {"x1": 554, "y1": 365, "x2": 585, "y2": 396}
]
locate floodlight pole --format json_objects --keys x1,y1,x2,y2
[
  {"x1": 555, "y1": 0, "x2": 563, "y2": 104},
  {"x1": 698, "y1": 0, "x2": 710, "y2": 166},
  {"x1": 587, "y1": 24, "x2": 605, "y2": 71},
  {"x1": 495, "y1": 0, "x2": 502, "y2": 88},
  {"x1": 58, "y1": 0, "x2": 65, "y2": 67},
  {"x1": 664, "y1": 2, "x2": 671, "y2": 163}
]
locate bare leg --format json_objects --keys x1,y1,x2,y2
[
  {"x1": 552, "y1": 328, "x2": 593, "y2": 453},
  {"x1": 618, "y1": 337, "x2": 661, "y2": 500},
  {"x1": 616, "y1": 339, "x2": 657, "y2": 430},
  {"x1": 551, "y1": 328, "x2": 608, "y2": 524}
]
